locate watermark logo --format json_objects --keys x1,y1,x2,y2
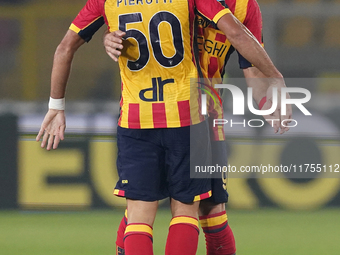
[
  {"x1": 197, "y1": 81, "x2": 222, "y2": 115},
  {"x1": 199, "y1": 83, "x2": 312, "y2": 128}
]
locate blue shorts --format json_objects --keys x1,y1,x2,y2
[
  {"x1": 114, "y1": 121, "x2": 212, "y2": 203},
  {"x1": 208, "y1": 140, "x2": 229, "y2": 204}
]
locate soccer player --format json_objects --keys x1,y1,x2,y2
[
  {"x1": 104, "y1": 1, "x2": 292, "y2": 255},
  {"x1": 196, "y1": 1, "x2": 270, "y2": 254},
  {"x1": 36, "y1": 0, "x2": 288, "y2": 254}
]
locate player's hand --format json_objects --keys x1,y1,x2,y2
[
  {"x1": 36, "y1": 109, "x2": 66, "y2": 150},
  {"x1": 278, "y1": 87, "x2": 292, "y2": 134},
  {"x1": 261, "y1": 90, "x2": 281, "y2": 134},
  {"x1": 103, "y1": 30, "x2": 126, "y2": 62},
  {"x1": 265, "y1": 79, "x2": 292, "y2": 134}
]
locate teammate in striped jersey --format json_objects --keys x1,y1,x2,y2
[
  {"x1": 196, "y1": 1, "x2": 266, "y2": 254},
  {"x1": 37, "y1": 0, "x2": 288, "y2": 254}
]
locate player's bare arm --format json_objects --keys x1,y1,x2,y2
[
  {"x1": 244, "y1": 67, "x2": 281, "y2": 133},
  {"x1": 103, "y1": 30, "x2": 126, "y2": 62},
  {"x1": 243, "y1": 67, "x2": 292, "y2": 134},
  {"x1": 217, "y1": 13, "x2": 282, "y2": 79},
  {"x1": 217, "y1": 13, "x2": 292, "y2": 133},
  {"x1": 36, "y1": 30, "x2": 85, "y2": 150},
  {"x1": 243, "y1": 67, "x2": 268, "y2": 103},
  {"x1": 265, "y1": 83, "x2": 292, "y2": 134},
  {"x1": 51, "y1": 30, "x2": 85, "y2": 98}
]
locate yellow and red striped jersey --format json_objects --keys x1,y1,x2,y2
[
  {"x1": 197, "y1": 0, "x2": 263, "y2": 141},
  {"x1": 70, "y1": 0, "x2": 231, "y2": 129}
]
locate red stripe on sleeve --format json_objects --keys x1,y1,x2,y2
[
  {"x1": 178, "y1": 100, "x2": 191, "y2": 127},
  {"x1": 152, "y1": 103, "x2": 167, "y2": 128},
  {"x1": 72, "y1": 0, "x2": 105, "y2": 30},
  {"x1": 128, "y1": 104, "x2": 141, "y2": 129},
  {"x1": 244, "y1": 0, "x2": 263, "y2": 44},
  {"x1": 228, "y1": 0, "x2": 236, "y2": 14},
  {"x1": 195, "y1": 0, "x2": 226, "y2": 21}
]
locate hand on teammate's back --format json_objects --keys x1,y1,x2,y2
[
  {"x1": 103, "y1": 30, "x2": 126, "y2": 62},
  {"x1": 36, "y1": 109, "x2": 66, "y2": 150}
]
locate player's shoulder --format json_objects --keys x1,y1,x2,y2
[
  {"x1": 90, "y1": 0, "x2": 105, "y2": 4},
  {"x1": 86, "y1": 0, "x2": 106, "y2": 11},
  {"x1": 223, "y1": 0, "x2": 260, "y2": 23}
]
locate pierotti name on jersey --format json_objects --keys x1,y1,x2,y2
[{"x1": 117, "y1": 0, "x2": 172, "y2": 7}]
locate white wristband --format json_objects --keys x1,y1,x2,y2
[{"x1": 48, "y1": 97, "x2": 65, "y2": 110}]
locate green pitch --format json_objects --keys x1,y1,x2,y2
[{"x1": 0, "y1": 208, "x2": 339, "y2": 255}]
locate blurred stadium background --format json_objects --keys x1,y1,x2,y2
[{"x1": 1, "y1": 0, "x2": 340, "y2": 254}]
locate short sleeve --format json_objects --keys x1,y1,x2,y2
[
  {"x1": 237, "y1": 0, "x2": 263, "y2": 69},
  {"x1": 195, "y1": 0, "x2": 231, "y2": 24},
  {"x1": 243, "y1": 0, "x2": 263, "y2": 45},
  {"x1": 69, "y1": 0, "x2": 105, "y2": 42}
]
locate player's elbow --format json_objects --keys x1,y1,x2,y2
[
  {"x1": 54, "y1": 31, "x2": 83, "y2": 59},
  {"x1": 227, "y1": 26, "x2": 252, "y2": 50},
  {"x1": 226, "y1": 24, "x2": 245, "y2": 41},
  {"x1": 55, "y1": 41, "x2": 76, "y2": 59},
  {"x1": 54, "y1": 41, "x2": 80, "y2": 65}
]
